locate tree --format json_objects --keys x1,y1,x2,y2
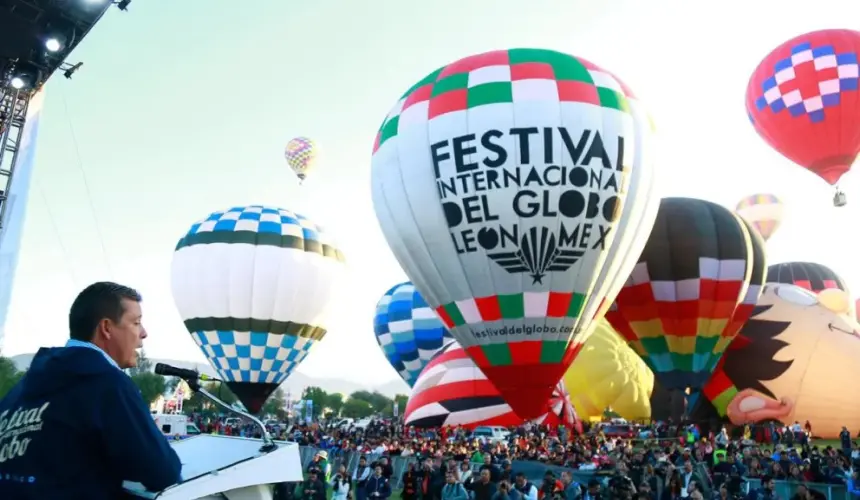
[
  {"x1": 350, "y1": 390, "x2": 391, "y2": 414},
  {"x1": 303, "y1": 386, "x2": 328, "y2": 420},
  {"x1": 262, "y1": 388, "x2": 287, "y2": 419},
  {"x1": 342, "y1": 397, "x2": 373, "y2": 418},
  {"x1": 128, "y1": 349, "x2": 153, "y2": 376},
  {"x1": 325, "y1": 392, "x2": 344, "y2": 417},
  {"x1": 129, "y1": 350, "x2": 166, "y2": 405},
  {"x1": 0, "y1": 353, "x2": 24, "y2": 400},
  {"x1": 393, "y1": 394, "x2": 409, "y2": 416},
  {"x1": 132, "y1": 372, "x2": 166, "y2": 405},
  {"x1": 211, "y1": 382, "x2": 238, "y2": 405}
]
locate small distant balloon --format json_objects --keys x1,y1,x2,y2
[
  {"x1": 735, "y1": 193, "x2": 784, "y2": 241},
  {"x1": 285, "y1": 137, "x2": 318, "y2": 182}
]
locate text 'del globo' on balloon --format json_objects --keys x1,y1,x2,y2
[{"x1": 370, "y1": 48, "x2": 659, "y2": 419}]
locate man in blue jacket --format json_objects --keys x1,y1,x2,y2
[{"x1": 0, "y1": 281, "x2": 182, "y2": 499}]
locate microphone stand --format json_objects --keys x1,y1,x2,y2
[{"x1": 183, "y1": 377, "x2": 278, "y2": 453}]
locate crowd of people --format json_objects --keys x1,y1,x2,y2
[{"x1": 189, "y1": 413, "x2": 860, "y2": 500}]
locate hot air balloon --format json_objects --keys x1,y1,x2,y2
[
  {"x1": 746, "y1": 29, "x2": 860, "y2": 206},
  {"x1": 735, "y1": 194, "x2": 784, "y2": 241},
  {"x1": 697, "y1": 284, "x2": 860, "y2": 439},
  {"x1": 371, "y1": 48, "x2": 659, "y2": 419},
  {"x1": 171, "y1": 205, "x2": 346, "y2": 414},
  {"x1": 405, "y1": 341, "x2": 579, "y2": 429},
  {"x1": 766, "y1": 261, "x2": 848, "y2": 293},
  {"x1": 605, "y1": 197, "x2": 767, "y2": 403},
  {"x1": 562, "y1": 319, "x2": 654, "y2": 421},
  {"x1": 285, "y1": 136, "x2": 318, "y2": 183},
  {"x1": 373, "y1": 282, "x2": 454, "y2": 386}
]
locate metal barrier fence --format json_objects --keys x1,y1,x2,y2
[{"x1": 298, "y1": 447, "x2": 851, "y2": 500}]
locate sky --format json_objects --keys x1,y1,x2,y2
[{"x1": 2, "y1": 0, "x2": 859, "y2": 386}]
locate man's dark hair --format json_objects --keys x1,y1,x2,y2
[{"x1": 68, "y1": 282, "x2": 142, "y2": 341}]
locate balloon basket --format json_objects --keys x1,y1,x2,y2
[{"x1": 833, "y1": 189, "x2": 847, "y2": 207}]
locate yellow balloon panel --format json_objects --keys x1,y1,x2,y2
[{"x1": 563, "y1": 320, "x2": 654, "y2": 420}]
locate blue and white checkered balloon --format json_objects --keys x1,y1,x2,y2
[
  {"x1": 373, "y1": 282, "x2": 453, "y2": 387},
  {"x1": 171, "y1": 205, "x2": 346, "y2": 413}
]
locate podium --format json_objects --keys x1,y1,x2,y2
[{"x1": 123, "y1": 435, "x2": 303, "y2": 500}]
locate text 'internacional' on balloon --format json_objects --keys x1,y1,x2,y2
[{"x1": 370, "y1": 48, "x2": 660, "y2": 419}]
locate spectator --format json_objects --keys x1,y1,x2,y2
[
  {"x1": 366, "y1": 465, "x2": 392, "y2": 500},
  {"x1": 514, "y1": 472, "x2": 538, "y2": 500},
  {"x1": 494, "y1": 480, "x2": 522, "y2": 500},
  {"x1": 402, "y1": 463, "x2": 420, "y2": 500},
  {"x1": 300, "y1": 470, "x2": 326, "y2": 500},
  {"x1": 747, "y1": 475, "x2": 781, "y2": 500},
  {"x1": 847, "y1": 469, "x2": 860, "y2": 498},
  {"x1": 442, "y1": 471, "x2": 469, "y2": 500},
  {"x1": 560, "y1": 471, "x2": 582, "y2": 500},
  {"x1": 354, "y1": 456, "x2": 372, "y2": 500},
  {"x1": 472, "y1": 469, "x2": 498, "y2": 500},
  {"x1": 331, "y1": 465, "x2": 352, "y2": 500}
]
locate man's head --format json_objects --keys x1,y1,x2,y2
[
  {"x1": 68, "y1": 282, "x2": 145, "y2": 369},
  {"x1": 560, "y1": 471, "x2": 572, "y2": 486}
]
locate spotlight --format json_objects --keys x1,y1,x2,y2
[
  {"x1": 115, "y1": 0, "x2": 131, "y2": 10},
  {"x1": 45, "y1": 37, "x2": 62, "y2": 53},
  {"x1": 10, "y1": 77, "x2": 26, "y2": 90}
]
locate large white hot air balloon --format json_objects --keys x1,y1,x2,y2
[
  {"x1": 171, "y1": 205, "x2": 346, "y2": 413},
  {"x1": 370, "y1": 48, "x2": 659, "y2": 419}
]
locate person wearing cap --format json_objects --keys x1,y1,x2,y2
[{"x1": 308, "y1": 450, "x2": 331, "y2": 482}]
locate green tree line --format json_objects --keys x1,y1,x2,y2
[{"x1": 301, "y1": 386, "x2": 408, "y2": 420}]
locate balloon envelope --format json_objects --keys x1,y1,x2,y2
[
  {"x1": 746, "y1": 29, "x2": 860, "y2": 185},
  {"x1": 699, "y1": 284, "x2": 860, "y2": 438},
  {"x1": 373, "y1": 282, "x2": 453, "y2": 386},
  {"x1": 606, "y1": 197, "x2": 767, "y2": 390},
  {"x1": 371, "y1": 48, "x2": 659, "y2": 419},
  {"x1": 405, "y1": 341, "x2": 578, "y2": 429},
  {"x1": 285, "y1": 137, "x2": 318, "y2": 181},
  {"x1": 171, "y1": 205, "x2": 346, "y2": 413},
  {"x1": 766, "y1": 261, "x2": 848, "y2": 293},
  {"x1": 735, "y1": 193, "x2": 784, "y2": 241},
  {"x1": 563, "y1": 319, "x2": 654, "y2": 420}
]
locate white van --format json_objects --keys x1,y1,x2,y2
[
  {"x1": 153, "y1": 414, "x2": 201, "y2": 438},
  {"x1": 472, "y1": 426, "x2": 510, "y2": 443}
]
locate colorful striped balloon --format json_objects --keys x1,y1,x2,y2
[
  {"x1": 605, "y1": 198, "x2": 767, "y2": 391},
  {"x1": 405, "y1": 341, "x2": 579, "y2": 428},
  {"x1": 735, "y1": 193, "x2": 784, "y2": 241}
]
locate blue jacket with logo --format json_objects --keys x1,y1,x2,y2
[{"x1": 0, "y1": 346, "x2": 182, "y2": 499}]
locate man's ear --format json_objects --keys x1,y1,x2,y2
[{"x1": 97, "y1": 318, "x2": 113, "y2": 340}]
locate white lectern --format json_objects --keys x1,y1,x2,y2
[{"x1": 123, "y1": 435, "x2": 303, "y2": 500}]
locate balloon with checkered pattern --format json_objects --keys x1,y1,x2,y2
[
  {"x1": 605, "y1": 197, "x2": 767, "y2": 392},
  {"x1": 170, "y1": 205, "x2": 346, "y2": 414},
  {"x1": 746, "y1": 30, "x2": 860, "y2": 189},
  {"x1": 371, "y1": 48, "x2": 660, "y2": 419},
  {"x1": 285, "y1": 137, "x2": 318, "y2": 183}
]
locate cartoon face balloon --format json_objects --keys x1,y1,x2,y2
[
  {"x1": 700, "y1": 284, "x2": 860, "y2": 438},
  {"x1": 171, "y1": 205, "x2": 346, "y2": 413},
  {"x1": 371, "y1": 48, "x2": 659, "y2": 419}
]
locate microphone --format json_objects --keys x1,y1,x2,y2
[{"x1": 154, "y1": 363, "x2": 217, "y2": 382}]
